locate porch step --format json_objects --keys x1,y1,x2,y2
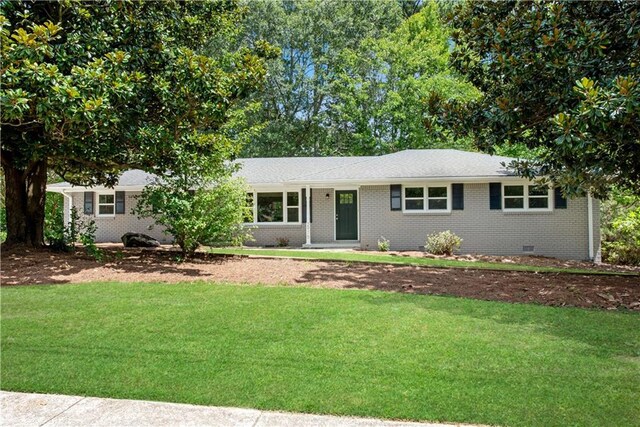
[{"x1": 302, "y1": 242, "x2": 361, "y2": 249}]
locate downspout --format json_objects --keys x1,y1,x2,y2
[
  {"x1": 587, "y1": 192, "x2": 594, "y2": 261},
  {"x1": 305, "y1": 185, "x2": 311, "y2": 246}
]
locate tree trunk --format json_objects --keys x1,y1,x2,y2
[{"x1": 3, "y1": 159, "x2": 47, "y2": 247}]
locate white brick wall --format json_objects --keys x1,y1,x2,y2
[
  {"x1": 310, "y1": 188, "x2": 334, "y2": 243},
  {"x1": 245, "y1": 188, "x2": 334, "y2": 247},
  {"x1": 65, "y1": 184, "x2": 600, "y2": 259},
  {"x1": 67, "y1": 191, "x2": 169, "y2": 243},
  {"x1": 359, "y1": 184, "x2": 600, "y2": 260}
]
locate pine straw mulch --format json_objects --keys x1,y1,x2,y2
[{"x1": 2, "y1": 246, "x2": 639, "y2": 311}]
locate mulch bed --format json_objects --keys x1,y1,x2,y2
[{"x1": 3, "y1": 246, "x2": 639, "y2": 311}]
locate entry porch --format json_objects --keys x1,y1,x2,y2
[{"x1": 245, "y1": 186, "x2": 361, "y2": 249}]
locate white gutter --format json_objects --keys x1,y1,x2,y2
[
  {"x1": 247, "y1": 176, "x2": 532, "y2": 189},
  {"x1": 587, "y1": 192, "x2": 594, "y2": 261}
]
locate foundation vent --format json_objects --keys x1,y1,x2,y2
[{"x1": 522, "y1": 245, "x2": 535, "y2": 253}]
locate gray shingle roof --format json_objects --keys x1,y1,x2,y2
[
  {"x1": 288, "y1": 149, "x2": 515, "y2": 183},
  {"x1": 47, "y1": 150, "x2": 516, "y2": 189},
  {"x1": 47, "y1": 169, "x2": 157, "y2": 189},
  {"x1": 234, "y1": 156, "x2": 374, "y2": 184}
]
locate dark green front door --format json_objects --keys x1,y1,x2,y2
[{"x1": 335, "y1": 190, "x2": 358, "y2": 240}]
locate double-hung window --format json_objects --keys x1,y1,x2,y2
[
  {"x1": 286, "y1": 192, "x2": 300, "y2": 222},
  {"x1": 403, "y1": 185, "x2": 449, "y2": 212},
  {"x1": 249, "y1": 191, "x2": 301, "y2": 223},
  {"x1": 404, "y1": 187, "x2": 424, "y2": 210},
  {"x1": 503, "y1": 184, "x2": 551, "y2": 211},
  {"x1": 427, "y1": 187, "x2": 447, "y2": 210},
  {"x1": 97, "y1": 192, "x2": 116, "y2": 216}
]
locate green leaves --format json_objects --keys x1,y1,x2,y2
[
  {"x1": 237, "y1": 0, "x2": 405, "y2": 157},
  {"x1": 1, "y1": 0, "x2": 270, "y2": 245},
  {"x1": 442, "y1": 1, "x2": 640, "y2": 197},
  {"x1": 1, "y1": 0, "x2": 269, "y2": 182},
  {"x1": 134, "y1": 172, "x2": 252, "y2": 257}
]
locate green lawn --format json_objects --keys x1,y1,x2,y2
[
  {"x1": 209, "y1": 247, "x2": 632, "y2": 275},
  {"x1": 2, "y1": 282, "x2": 639, "y2": 426}
]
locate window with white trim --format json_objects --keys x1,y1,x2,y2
[
  {"x1": 428, "y1": 187, "x2": 447, "y2": 210},
  {"x1": 249, "y1": 191, "x2": 301, "y2": 224},
  {"x1": 404, "y1": 187, "x2": 424, "y2": 210},
  {"x1": 97, "y1": 193, "x2": 115, "y2": 216},
  {"x1": 503, "y1": 184, "x2": 551, "y2": 210},
  {"x1": 286, "y1": 192, "x2": 300, "y2": 223},
  {"x1": 404, "y1": 185, "x2": 449, "y2": 212}
]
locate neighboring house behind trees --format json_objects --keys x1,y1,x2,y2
[{"x1": 47, "y1": 150, "x2": 600, "y2": 260}]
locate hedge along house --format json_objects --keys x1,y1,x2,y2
[{"x1": 47, "y1": 149, "x2": 600, "y2": 260}]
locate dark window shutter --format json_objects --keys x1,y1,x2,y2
[
  {"x1": 452, "y1": 184, "x2": 464, "y2": 210},
  {"x1": 489, "y1": 183, "x2": 501, "y2": 210},
  {"x1": 390, "y1": 185, "x2": 401, "y2": 211},
  {"x1": 302, "y1": 189, "x2": 312, "y2": 223},
  {"x1": 115, "y1": 191, "x2": 125, "y2": 214},
  {"x1": 554, "y1": 187, "x2": 567, "y2": 209},
  {"x1": 84, "y1": 192, "x2": 94, "y2": 215}
]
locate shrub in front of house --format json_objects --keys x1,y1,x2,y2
[
  {"x1": 134, "y1": 175, "x2": 251, "y2": 258},
  {"x1": 276, "y1": 237, "x2": 290, "y2": 247},
  {"x1": 377, "y1": 236, "x2": 390, "y2": 251},
  {"x1": 601, "y1": 190, "x2": 640, "y2": 265},
  {"x1": 425, "y1": 230, "x2": 462, "y2": 255}
]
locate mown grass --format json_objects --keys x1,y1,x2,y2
[
  {"x1": 2, "y1": 282, "x2": 639, "y2": 426},
  {"x1": 208, "y1": 248, "x2": 632, "y2": 276}
]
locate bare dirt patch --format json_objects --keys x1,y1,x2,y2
[{"x1": 3, "y1": 247, "x2": 639, "y2": 311}]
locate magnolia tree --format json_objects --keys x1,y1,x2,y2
[
  {"x1": 435, "y1": 1, "x2": 640, "y2": 198},
  {"x1": 0, "y1": 0, "x2": 272, "y2": 247}
]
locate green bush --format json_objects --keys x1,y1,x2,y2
[
  {"x1": 377, "y1": 236, "x2": 390, "y2": 251},
  {"x1": 44, "y1": 192, "x2": 64, "y2": 247},
  {"x1": 46, "y1": 206, "x2": 102, "y2": 260},
  {"x1": 425, "y1": 230, "x2": 462, "y2": 255},
  {"x1": 276, "y1": 237, "x2": 289, "y2": 247},
  {"x1": 601, "y1": 190, "x2": 640, "y2": 265},
  {"x1": 135, "y1": 173, "x2": 252, "y2": 257}
]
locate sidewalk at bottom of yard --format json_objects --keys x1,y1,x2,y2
[{"x1": 1, "y1": 391, "x2": 481, "y2": 427}]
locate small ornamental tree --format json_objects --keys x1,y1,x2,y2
[
  {"x1": 134, "y1": 168, "x2": 252, "y2": 257},
  {"x1": 1, "y1": 1, "x2": 273, "y2": 247}
]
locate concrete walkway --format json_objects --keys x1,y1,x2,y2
[{"x1": 1, "y1": 391, "x2": 476, "y2": 427}]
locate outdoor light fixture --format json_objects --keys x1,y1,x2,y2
[{"x1": 325, "y1": 193, "x2": 330, "y2": 199}]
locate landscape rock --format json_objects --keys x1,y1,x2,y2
[{"x1": 121, "y1": 233, "x2": 161, "y2": 248}]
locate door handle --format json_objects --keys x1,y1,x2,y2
[{"x1": 335, "y1": 214, "x2": 338, "y2": 221}]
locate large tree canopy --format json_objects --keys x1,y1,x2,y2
[
  {"x1": 1, "y1": 0, "x2": 271, "y2": 246},
  {"x1": 437, "y1": 1, "x2": 640, "y2": 198},
  {"x1": 327, "y1": 2, "x2": 480, "y2": 154},
  {"x1": 237, "y1": 0, "x2": 475, "y2": 157},
  {"x1": 238, "y1": 0, "x2": 404, "y2": 157}
]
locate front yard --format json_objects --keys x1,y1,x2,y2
[
  {"x1": 2, "y1": 247, "x2": 639, "y2": 309},
  {"x1": 2, "y1": 281, "x2": 639, "y2": 427}
]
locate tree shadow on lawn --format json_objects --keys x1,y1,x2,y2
[{"x1": 296, "y1": 261, "x2": 640, "y2": 310}]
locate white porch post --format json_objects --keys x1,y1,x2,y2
[
  {"x1": 61, "y1": 191, "x2": 73, "y2": 227},
  {"x1": 587, "y1": 192, "x2": 594, "y2": 261},
  {"x1": 305, "y1": 185, "x2": 311, "y2": 246}
]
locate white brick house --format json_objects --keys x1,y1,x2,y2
[{"x1": 47, "y1": 149, "x2": 600, "y2": 260}]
